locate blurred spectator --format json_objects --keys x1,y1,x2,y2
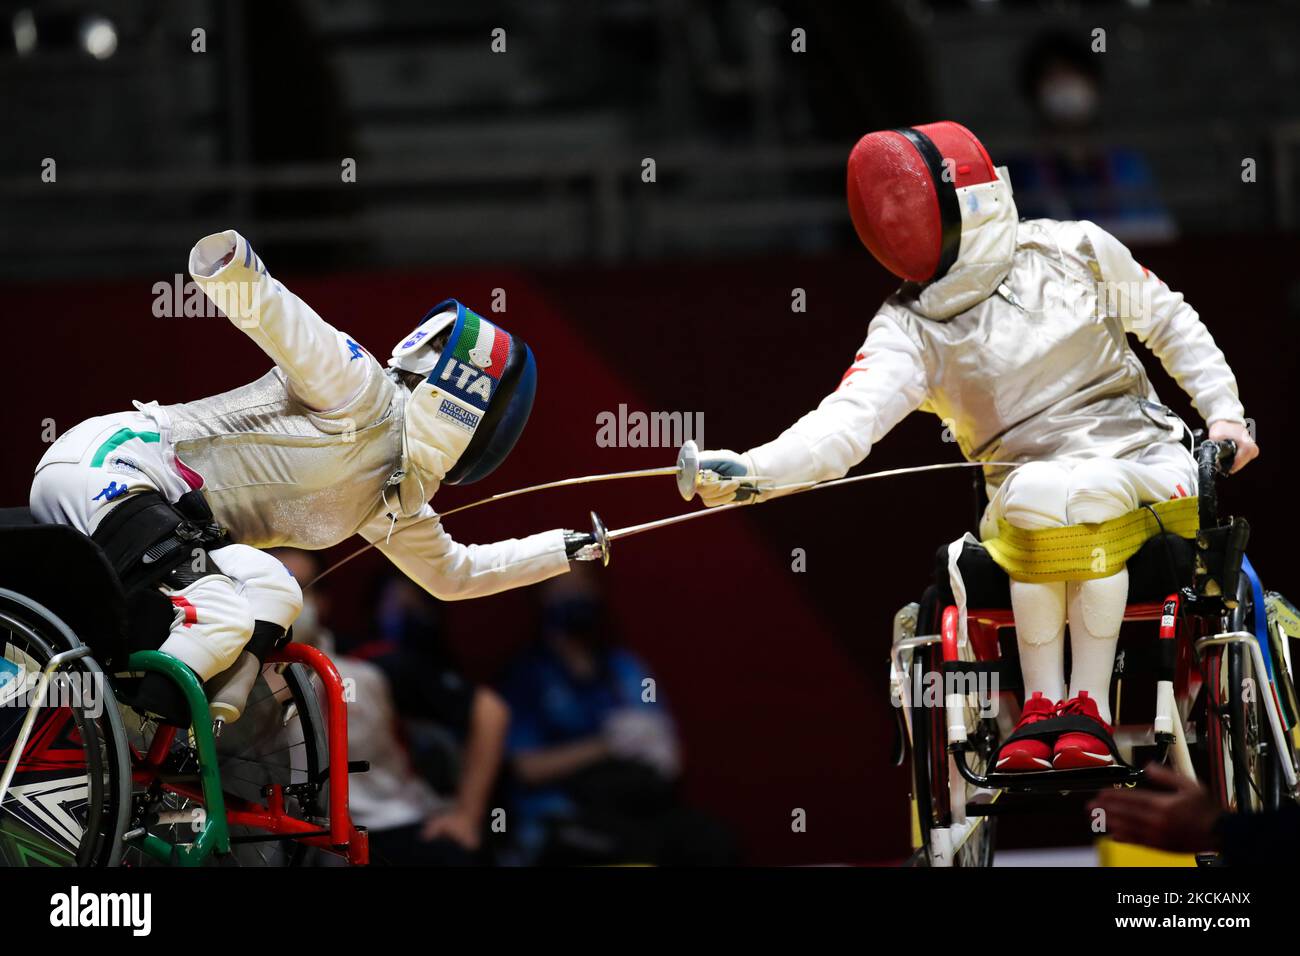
[
  {"x1": 275, "y1": 550, "x2": 509, "y2": 866},
  {"x1": 1090, "y1": 763, "x2": 1300, "y2": 864},
  {"x1": 1005, "y1": 30, "x2": 1176, "y2": 242},
  {"x1": 500, "y1": 567, "x2": 736, "y2": 865}
]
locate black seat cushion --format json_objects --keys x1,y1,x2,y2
[
  {"x1": 933, "y1": 532, "x2": 1194, "y2": 609},
  {"x1": 0, "y1": 514, "x2": 129, "y2": 668},
  {"x1": 0, "y1": 507, "x2": 38, "y2": 528}
]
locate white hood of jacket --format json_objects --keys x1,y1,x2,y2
[{"x1": 915, "y1": 167, "x2": 1019, "y2": 320}]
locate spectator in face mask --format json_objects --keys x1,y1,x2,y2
[
  {"x1": 274, "y1": 549, "x2": 510, "y2": 865},
  {"x1": 498, "y1": 566, "x2": 737, "y2": 865},
  {"x1": 1003, "y1": 30, "x2": 1176, "y2": 242}
]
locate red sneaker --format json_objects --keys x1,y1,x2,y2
[
  {"x1": 1052, "y1": 691, "x2": 1115, "y2": 769},
  {"x1": 995, "y1": 692, "x2": 1058, "y2": 772}
]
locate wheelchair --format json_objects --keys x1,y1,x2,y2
[
  {"x1": 889, "y1": 440, "x2": 1300, "y2": 867},
  {"x1": 0, "y1": 508, "x2": 369, "y2": 866}
]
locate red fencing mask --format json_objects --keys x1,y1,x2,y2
[{"x1": 846, "y1": 121, "x2": 999, "y2": 283}]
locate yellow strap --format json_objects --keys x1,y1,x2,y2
[{"x1": 982, "y1": 496, "x2": 1199, "y2": 583}]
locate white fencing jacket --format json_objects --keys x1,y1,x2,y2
[
  {"x1": 149, "y1": 231, "x2": 569, "y2": 600},
  {"x1": 748, "y1": 215, "x2": 1245, "y2": 497}
]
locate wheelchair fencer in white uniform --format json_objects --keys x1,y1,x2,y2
[
  {"x1": 31, "y1": 230, "x2": 600, "y2": 726},
  {"x1": 695, "y1": 122, "x2": 1257, "y2": 771}
]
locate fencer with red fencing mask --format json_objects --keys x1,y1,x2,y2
[{"x1": 696, "y1": 121, "x2": 1257, "y2": 771}]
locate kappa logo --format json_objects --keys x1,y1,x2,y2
[
  {"x1": 93, "y1": 481, "x2": 130, "y2": 502},
  {"x1": 50, "y1": 886, "x2": 152, "y2": 936}
]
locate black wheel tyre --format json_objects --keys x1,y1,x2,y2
[
  {"x1": 0, "y1": 590, "x2": 131, "y2": 867},
  {"x1": 910, "y1": 643, "x2": 1000, "y2": 867},
  {"x1": 1207, "y1": 580, "x2": 1278, "y2": 813},
  {"x1": 1226, "y1": 644, "x2": 1255, "y2": 811},
  {"x1": 907, "y1": 645, "x2": 937, "y2": 863}
]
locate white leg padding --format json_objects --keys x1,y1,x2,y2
[
  {"x1": 982, "y1": 446, "x2": 1199, "y2": 726},
  {"x1": 1066, "y1": 569, "x2": 1129, "y2": 723},
  {"x1": 1064, "y1": 458, "x2": 1139, "y2": 525},
  {"x1": 990, "y1": 461, "x2": 1073, "y2": 706},
  {"x1": 1010, "y1": 579, "x2": 1067, "y2": 703},
  {"x1": 157, "y1": 574, "x2": 256, "y2": 682},
  {"x1": 209, "y1": 543, "x2": 303, "y2": 631},
  {"x1": 988, "y1": 460, "x2": 1071, "y2": 533}
]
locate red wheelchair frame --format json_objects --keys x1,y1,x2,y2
[
  {"x1": 128, "y1": 643, "x2": 369, "y2": 866},
  {"x1": 940, "y1": 594, "x2": 1213, "y2": 787},
  {"x1": 892, "y1": 440, "x2": 1299, "y2": 866}
]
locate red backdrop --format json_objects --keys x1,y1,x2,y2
[{"x1": 3, "y1": 236, "x2": 1297, "y2": 863}]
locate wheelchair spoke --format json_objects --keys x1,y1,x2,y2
[
  {"x1": 240, "y1": 682, "x2": 296, "y2": 712},
  {"x1": 222, "y1": 738, "x2": 308, "y2": 763}
]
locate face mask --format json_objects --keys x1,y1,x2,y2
[
  {"x1": 544, "y1": 597, "x2": 610, "y2": 652},
  {"x1": 1038, "y1": 76, "x2": 1098, "y2": 125}
]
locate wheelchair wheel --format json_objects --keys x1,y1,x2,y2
[
  {"x1": 1204, "y1": 584, "x2": 1280, "y2": 814},
  {"x1": 910, "y1": 642, "x2": 999, "y2": 867},
  {"x1": 0, "y1": 589, "x2": 132, "y2": 867},
  {"x1": 118, "y1": 661, "x2": 328, "y2": 866}
]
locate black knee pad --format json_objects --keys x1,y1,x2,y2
[
  {"x1": 246, "y1": 620, "x2": 289, "y2": 659},
  {"x1": 91, "y1": 490, "x2": 229, "y2": 653}
]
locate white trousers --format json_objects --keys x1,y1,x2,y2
[
  {"x1": 980, "y1": 442, "x2": 1197, "y2": 722},
  {"x1": 30, "y1": 411, "x2": 302, "y2": 681}
]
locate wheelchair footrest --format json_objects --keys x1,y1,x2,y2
[
  {"x1": 979, "y1": 763, "x2": 1144, "y2": 794},
  {"x1": 964, "y1": 795, "x2": 1088, "y2": 816}
]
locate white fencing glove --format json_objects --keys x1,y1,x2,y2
[{"x1": 696, "y1": 449, "x2": 761, "y2": 508}]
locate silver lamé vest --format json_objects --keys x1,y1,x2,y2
[
  {"x1": 161, "y1": 366, "x2": 428, "y2": 549},
  {"x1": 883, "y1": 219, "x2": 1186, "y2": 492}
]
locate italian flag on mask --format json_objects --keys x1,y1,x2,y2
[{"x1": 405, "y1": 302, "x2": 509, "y2": 483}]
